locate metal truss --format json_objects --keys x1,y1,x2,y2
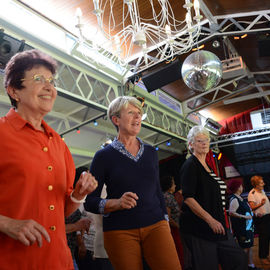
[
  {"x1": 182, "y1": 75, "x2": 249, "y2": 114},
  {"x1": 127, "y1": 9, "x2": 270, "y2": 75},
  {"x1": 217, "y1": 127, "x2": 270, "y2": 143},
  {"x1": 208, "y1": 127, "x2": 270, "y2": 153}
]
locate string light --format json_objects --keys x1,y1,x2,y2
[{"x1": 75, "y1": 0, "x2": 203, "y2": 73}]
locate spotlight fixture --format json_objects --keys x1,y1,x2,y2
[
  {"x1": 218, "y1": 152, "x2": 222, "y2": 160},
  {"x1": 76, "y1": 128, "x2": 80, "y2": 134},
  {"x1": 94, "y1": 121, "x2": 98, "y2": 126},
  {"x1": 133, "y1": 95, "x2": 145, "y2": 107},
  {"x1": 204, "y1": 118, "x2": 222, "y2": 135},
  {"x1": 191, "y1": 44, "x2": 205, "y2": 51},
  {"x1": 166, "y1": 141, "x2": 171, "y2": 146},
  {"x1": 155, "y1": 146, "x2": 159, "y2": 151},
  {"x1": 233, "y1": 34, "x2": 248, "y2": 40}
]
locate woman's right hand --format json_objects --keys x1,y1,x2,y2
[
  {"x1": 0, "y1": 216, "x2": 50, "y2": 247},
  {"x1": 119, "y1": 192, "x2": 139, "y2": 210},
  {"x1": 261, "y1": 198, "x2": 266, "y2": 205},
  {"x1": 207, "y1": 216, "x2": 225, "y2": 235}
]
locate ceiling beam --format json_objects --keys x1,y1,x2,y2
[{"x1": 223, "y1": 90, "x2": 270, "y2": 105}]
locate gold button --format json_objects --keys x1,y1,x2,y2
[
  {"x1": 48, "y1": 185, "x2": 53, "y2": 191},
  {"x1": 48, "y1": 166, "x2": 53, "y2": 171},
  {"x1": 49, "y1": 136, "x2": 53, "y2": 140},
  {"x1": 49, "y1": 205, "x2": 55, "y2": 210},
  {"x1": 43, "y1": 147, "x2": 48, "y2": 152},
  {"x1": 50, "y1": 226, "x2": 56, "y2": 231}
]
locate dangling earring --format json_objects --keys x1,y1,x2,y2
[{"x1": 15, "y1": 98, "x2": 19, "y2": 102}]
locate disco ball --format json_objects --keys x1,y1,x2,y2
[{"x1": 181, "y1": 50, "x2": 223, "y2": 92}]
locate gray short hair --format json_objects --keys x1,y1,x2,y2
[
  {"x1": 187, "y1": 125, "x2": 210, "y2": 153},
  {"x1": 107, "y1": 96, "x2": 143, "y2": 130}
]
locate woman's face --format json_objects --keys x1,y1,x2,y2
[
  {"x1": 256, "y1": 179, "x2": 265, "y2": 190},
  {"x1": 11, "y1": 66, "x2": 57, "y2": 117},
  {"x1": 191, "y1": 133, "x2": 210, "y2": 155},
  {"x1": 114, "y1": 103, "x2": 142, "y2": 136},
  {"x1": 237, "y1": 184, "x2": 243, "y2": 194},
  {"x1": 170, "y1": 179, "x2": 176, "y2": 193}
]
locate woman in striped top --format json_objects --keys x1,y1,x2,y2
[{"x1": 179, "y1": 125, "x2": 247, "y2": 270}]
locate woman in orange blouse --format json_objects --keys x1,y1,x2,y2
[{"x1": 0, "y1": 49, "x2": 97, "y2": 270}]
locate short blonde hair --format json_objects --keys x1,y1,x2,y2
[
  {"x1": 187, "y1": 125, "x2": 209, "y2": 153},
  {"x1": 107, "y1": 96, "x2": 143, "y2": 130},
  {"x1": 250, "y1": 175, "x2": 263, "y2": 187}
]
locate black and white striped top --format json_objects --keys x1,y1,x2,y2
[{"x1": 209, "y1": 171, "x2": 227, "y2": 210}]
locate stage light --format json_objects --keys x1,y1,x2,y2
[
  {"x1": 155, "y1": 147, "x2": 159, "y2": 151},
  {"x1": 218, "y1": 152, "x2": 222, "y2": 160},
  {"x1": 166, "y1": 141, "x2": 171, "y2": 146},
  {"x1": 94, "y1": 121, "x2": 98, "y2": 126},
  {"x1": 76, "y1": 128, "x2": 80, "y2": 134}
]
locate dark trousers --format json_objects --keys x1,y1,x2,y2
[
  {"x1": 76, "y1": 250, "x2": 97, "y2": 270},
  {"x1": 255, "y1": 213, "x2": 270, "y2": 259},
  {"x1": 95, "y1": 258, "x2": 114, "y2": 270},
  {"x1": 182, "y1": 229, "x2": 248, "y2": 270}
]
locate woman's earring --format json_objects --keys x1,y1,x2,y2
[{"x1": 15, "y1": 98, "x2": 19, "y2": 102}]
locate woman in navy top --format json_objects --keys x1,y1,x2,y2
[{"x1": 85, "y1": 96, "x2": 181, "y2": 270}]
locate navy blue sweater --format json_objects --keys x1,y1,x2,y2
[{"x1": 85, "y1": 143, "x2": 167, "y2": 231}]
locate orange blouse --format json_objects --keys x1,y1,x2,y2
[{"x1": 0, "y1": 108, "x2": 75, "y2": 270}]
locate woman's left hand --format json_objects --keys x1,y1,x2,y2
[{"x1": 73, "y1": 171, "x2": 98, "y2": 200}]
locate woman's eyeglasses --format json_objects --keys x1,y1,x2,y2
[
  {"x1": 21, "y1": 74, "x2": 56, "y2": 86},
  {"x1": 195, "y1": 139, "x2": 210, "y2": 144}
]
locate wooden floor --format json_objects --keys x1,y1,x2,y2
[{"x1": 252, "y1": 237, "x2": 270, "y2": 270}]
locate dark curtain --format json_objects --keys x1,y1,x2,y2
[{"x1": 218, "y1": 135, "x2": 270, "y2": 191}]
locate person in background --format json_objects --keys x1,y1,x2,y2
[
  {"x1": 76, "y1": 206, "x2": 96, "y2": 270},
  {"x1": 92, "y1": 185, "x2": 114, "y2": 270},
  {"x1": 0, "y1": 49, "x2": 97, "y2": 270},
  {"x1": 227, "y1": 178, "x2": 257, "y2": 270},
  {"x1": 66, "y1": 210, "x2": 91, "y2": 270},
  {"x1": 65, "y1": 166, "x2": 93, "y2": 270},
  {"x1": 91, "y1": 141, "x2": 114, "y2": 270},
  {"x1": 248, "y1": 175, "x2": 270, "y2": 265},
  {"x1": 85, "y1": 96, "x2": 181, "y2": 270},
  {"x1": 160, "y1": 175, "x2": 184, "y2": 268},
  {"x1": 180, "y1": 125, "x2": 247, "y2": 270}
]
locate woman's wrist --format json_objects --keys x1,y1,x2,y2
[{"x1": 70, "y1": 190, "x2": 87, "y2": 204}]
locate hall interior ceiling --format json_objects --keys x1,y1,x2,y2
[{"x1": 0, "y1": 0, "x2": 270, "y2": 167}]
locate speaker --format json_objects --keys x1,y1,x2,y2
[
  {"x1": 141, "y1": 58, "x2": 182, "y2": 92},
  {"x1": 0, "y1": 32, "x2": 26, "y2": 70},
  {"x1": 257, "y1": 34, "x2": 270, "y2": 57}
]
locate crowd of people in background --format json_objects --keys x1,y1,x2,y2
[{"x1": 1, "y1": 49, "x2": 270, "y2": 270}]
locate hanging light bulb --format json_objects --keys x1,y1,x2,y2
[
  {"x1": 165, "y1": 25, "x2": 171, "y2": 37},
  {"x1": 114, "y1": 35, "x2": 121, "y2": 55},
  {"x1": 185, "y1": 12, "x2": 194, "y2": 33},
  {"x1": 183, "y1": 0, "x2": 193, "y2": 8},
  {"x1": 193, "y1": 0, "x2": 203, "y2": 20}
]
